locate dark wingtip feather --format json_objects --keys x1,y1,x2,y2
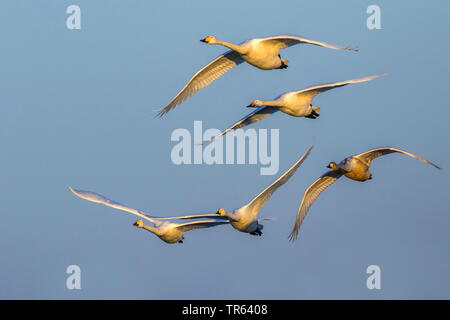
[
  {"x1": 288, "y1": 230, "x2": 298, "y2": 242},
  {"x1": 154, "y1": 107, "x2": 168, "y2": 118},
  {"x1": 344, "y1": 43, "x2": 359, "y2": 52}
]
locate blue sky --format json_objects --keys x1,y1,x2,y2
[{"x1": 0, "y1": 0, "x2": 449, "y2": 299}]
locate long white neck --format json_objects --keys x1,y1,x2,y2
[
  {"x1": 142, "y1": 224, "x2": 162, "y2": 236},
  {"x1": 215, "y1": 39, "x2": 246, "y2": 54},
  {"x1": 222, "y1": 210, "x2": 240, "y2": 221},
  {"x1": 260, "y1": 99, "x2": 285, "y2": 107}
]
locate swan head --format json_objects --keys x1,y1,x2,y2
[
  {"x1": 327, "y1": 162, "x2": 337, "y2": 169},
  {"x1": 133, "y1": 220, "x2": 144, "y2": 228},
  {"x1": 200, "y1": 36, "x2": 217, "y2": 44},
  {"x1": 247, "y1": 99, "x2": 263, "y2": 108},
  {"x1": 216, "y1": 208, "x2": 226, "y2": 216}
]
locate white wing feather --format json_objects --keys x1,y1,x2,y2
[
  {"x1": 199, "y1": 106, "x2": 279, "y2": 145},
  {"x1": 244, "y1": 145, "x2": 313, "y2": 216},
  {"x1": 289, "y1": 170, "x2": 343, "y2": 241},
  {"x1": 261, "y1": 35, "x2": 359, "y2": 51},
  {"x1": 293, "y1": 73, "x2": 387, "y2": 103},
  {"x1": 69, "y1": 187, "x2": 161, "y2": 224},
  {"x1": 176, "y1": 219, "x2": 229, "y2": 232},
  {"x1": 355, "y1": 147, "x2": 441, "y2": 169},
  {"x1": 157, "y1": 50, "x2": 244, "y2": 116}
]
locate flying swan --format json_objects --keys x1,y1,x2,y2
[
  {"x1": 288, "y1": 147, "x2": 441, "y2": 241},
  {"x1": 69, "y1": 187, "x2": 229, "y2": 244},
  {"x1": 202, "y1": 73, "x2": 387, "y2": 144}
]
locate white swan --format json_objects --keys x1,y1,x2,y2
[
  {"x1": 202, "y1": 73, "x2": 387, "y2": 144},
  {"x1": 157, "y1": 35, "x2": 358, "y2": 117},
  {"x1": 174, "y1": 146, "x2": 313, "y2": 236},
  {"x1": 289, "y1": 147, "x2": 441, "y2": 241},
  {"x1": 69, "y1": 187, "x2": 229, "y2": 244}
]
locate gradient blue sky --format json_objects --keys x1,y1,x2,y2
[{"x1": 1, "y1": 0, "x2": 449, "y2": 299}]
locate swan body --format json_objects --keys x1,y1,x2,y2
[
  {"x1": 223, "y1": 207, "x2": 262, "y2": 234},
  {"x1": 288, "y1": 147, "x2": 441, "y2": 241},
  {"x1": 221, "y1": 38, "x2": 287, "y2": 70},
  {"x1": 69, "y1": 187, "x2": 229, "y2": 244},
  {"x1": 158, "y1": 35, "x2": 358, "y2": 116},
  {"x1": 133, "y1": 219, "x2": 185, "y2": 244}
]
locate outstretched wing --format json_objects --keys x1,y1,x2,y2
[
  {"x1": 176, "y1": 219, "x2": 230, "y2": 232},
  {"x1": 289, "y1": 170, "x2": 343, "y2": 242},
  {"x1": 293, "y1": 73, "x2": 387, "y2": 104},
  {"x1": 159, "y1": 213, "x2": 227, "y2": 220},
  {"x1": 200, "y1": 106, "x2": 279, "y2": 144},
  {"x1": 157, "y1": 50, "x2": 244, "y2": 117},
  {"x1": 244, "y1": 145, "x2": 314, "y2": 216},
  {"x1": 69, "y1": 187, "x2": 160, "y2": 224},
  {"x1": 260, "y1": 35, "x2": 359, "y2": 51},
  {"x1": 355, "y1": 147, "x2": 441, "y2": 169},
  {"x1": 70, "y1": 187, "x2": 230, "y2": 223}
]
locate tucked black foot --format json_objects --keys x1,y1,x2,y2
[
  {"x1": 178, "y1": 240, "x2": 183, "y2": 243},
  {"x1": 306, "y1": 110, "x2": 319, "y2": 119},
  {"x1": 278, "y1": 64, "x2": 288, "y2": 69}
]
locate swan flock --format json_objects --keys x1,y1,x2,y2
[{"x1": 70, "y1": 33, "x2": 441, "y2": 244}]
